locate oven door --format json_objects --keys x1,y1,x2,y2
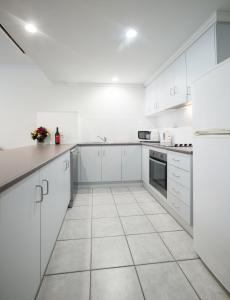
[{"x1": 149, "y1": 157, "x2": 167, "y2": 197}]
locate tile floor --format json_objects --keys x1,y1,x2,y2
[{"x1": 37, "y1": 185, "x2": 230, "y2": 300}]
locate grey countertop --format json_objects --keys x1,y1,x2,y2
[
  {"x1": 78, "y1": 141, "x2": 193, "y2": 155},
  {"x1": 77, "y1": 141, "x2": 141, "y2": 146},
  {"x1": 0, "y1": 144, "x2": 76, "y2": 193},
  {"x1": 0, "y1": 141, "x2": 192, "y2": 193},
  {"x1": 140, "y1": 142, "x2": 193, "y2": 155}
]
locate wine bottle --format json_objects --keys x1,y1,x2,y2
[{"x1": 55, "y1": 127, "x2": 60, "y2": 145}]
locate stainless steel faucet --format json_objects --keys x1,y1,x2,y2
[{"x1": 97, "y1": 136, "x2": 107, "y2": 142}]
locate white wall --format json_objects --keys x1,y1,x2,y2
[
  {"x1": 146, "y1": 105, "x2": 193, "y2": 143},
  {"x1": 151, "y1": 105, "x2": 192, "y2": 129},
  {"x1": 0, "y1": 65, "x2": 152, "y2": 149}
]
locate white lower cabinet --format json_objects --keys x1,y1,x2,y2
[
  {"x1": 0, "y1": 172, "x2": 41, "y2": 300},
  {"x1": 167, "y1": 152, "x2": 192, "y2": 225},
  {"x1": 80, "y1": 146, "x2": 101, "y2": 182},
  {"x1": 122, "y1": 145, "x2": 142, "y2": 181},
  {"x1": 40, "y1": 152, "x2": 70, "y2": 275},
  {"x1": 0, "y1": 151, "x2": 71, "y2": 300},
  {"x1": 79, "y1": 145, "x2": 142, "y2": 183},
  {"x1": 101, "y1": 146, "x2": 121, "y2": 182}
]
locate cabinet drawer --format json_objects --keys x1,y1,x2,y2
[
  {"x1": 168, "y1": 152, "x2": 191, "y2": 171},
  {"x1": 168, "y1": 165, "x2": 190, "y2": 188},
  {"x1": 168, "y1": 178, "x2": 191, "y2": 206},
  {"x1": 168, "y1": 192, "x2": 191, "y2": 224}
]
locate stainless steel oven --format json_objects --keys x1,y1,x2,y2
[{"x1": 149, "y1": 150, "x2": 167, "y2": 198}]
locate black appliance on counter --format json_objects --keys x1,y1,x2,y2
[
  {"x1": 138, "y1": 131, "x2": 151, "y2": 140},
  {"x1": 149, "y1": 150, "x2": 167, "y2": 198}
]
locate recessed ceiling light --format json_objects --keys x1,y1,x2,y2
[
  {"x1": 126, "y1": 28, "x2": 138, "y2": 39},
  {"x1": 25, "y1": 23, "x2": 37, "y2": 33},
  {"x1": 112, "y1": 77, "x2": 119, "y2": 83}
]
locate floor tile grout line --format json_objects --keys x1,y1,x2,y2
[
  {"x1": 57, "y1": 228, "x2": 185, "y2": 242},
  {"x1": 128, "y1": 187, "x2": 204, "y2": 300},
  {"x1": 89, "y1": 192, "x2": 93, "y2": 300},
  {"x1": 73, "y1": 187, "x2": 201, "y2": 299},
  {"x1": 110, "y1": 187, "x2": 146, "y2": 300},
  {"x1": 45, "y1": 257, "x2": 201, "y2": 277},
  {"x1": 135, "y1": 192, "x2": 203, "y2": 300},
  {"x1": 157, "y1": 232, "x2": 202, "y2": 300}
]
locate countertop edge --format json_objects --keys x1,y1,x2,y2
[
  {"x1": 0, "y1": 142, "x2": 192, "y2": 193},
  {"x1": 77, "y1": 142, "x2": 193, "y2": 155},
  {"x1": 0, "y1": 144, "x2": 77, "y2": 193}
]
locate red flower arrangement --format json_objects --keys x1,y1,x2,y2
[{"x1": 31, "y1": 126, "x2": 50, "y2": 143}]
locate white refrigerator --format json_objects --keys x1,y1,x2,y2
[{"x1": 193, "y1": 58, "x2": 230, "y2": 292}]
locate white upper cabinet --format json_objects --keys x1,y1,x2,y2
[
  {"x1": 171, "y1": 53, "x2": 187, "y2": 106},
  {"x1": 145, "y1": 21, "x2": 230, "y2": 116},
  {"x1": 158, "y1": 65, "x2": 172, "y2": 111},
  {"x1": 145, "y1": 79, "x2": 159, "y2": 115},
  {"x1": 101, "y1": 146, "x2": 122, "y2": 182},
  {"x1": 79, "y1": 146, "x2": 101, "y2": 182},
  {"x1": 186, "y1": 25, "x2": 216, "y2": 89},
  {"x1": 122, "y1": 145, "x2": 142, "y2": 181}
]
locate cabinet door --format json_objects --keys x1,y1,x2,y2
[
  {"x1": 171, "y1": 53, "x2": 187, "y2": 106},
  {"x1": 158, "y1": 66, "x2": 173, "y2": 111},
  {"x1": 186, "y1": 25, "x2": 216, "y2": 90},
  {"x1": 80, "y1": 146, "x2": 101, "y2": 182},
  {"x1": 145, "y1": 80, "x2": 158, "y2": 115},
  {"x1": 142, "y1": 146, "x2": 149, "y2": 186},
  {"x1": 0, "y1": 173, "x2": 40, "y2": 300},
  {"x1": 122, "y1": 146, "x2": 142, "y2": 181},
  {"x1": 40, "y1": 154, "x2": 68, "y2": 275},
  {"x1": 101, "y1": 146, "x2": 122, "y2": 182},
  {"x1": 62, "y1": 151, "x2": 71, "y2": 208}
]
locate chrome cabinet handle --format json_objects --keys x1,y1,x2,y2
[
  {"x1": 98, "y1": 150, "x2": 100, "y2": 157},
  {"x1": 172, "y1": 172, "x2": 180, "y2": 178},
  {"x1": 186, "y1": 86, "x2": 191, "y2": 96},
  {"x1": 42, "y1": 179, "x2": 49, "y2": 195},
  {"x1": 36, "y1": 185, "x2": 44, "y2": 203},
  {"x1": 172, "y1": 158, "x2": 180, "y2": 162},
  {"x1": 173, "y1": 86, "x2": 177, "y2": 95},
  {"x1": 63, "y1": 160, "x2": 68, "y2": 170},
  {"x1": 172, "y1": 187, "x2": 180, "y2": 194}
]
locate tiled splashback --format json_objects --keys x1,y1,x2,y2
[{"x1": 158, "y1": 127, "x2": 193, "y2": 145}]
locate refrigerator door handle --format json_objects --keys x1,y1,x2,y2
[{"x1": 194, "y1": 129, "x2": 230, "y2": 136}]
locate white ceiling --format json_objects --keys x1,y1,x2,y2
[{"x1": 1, "y1": 0, "x2": 230, "y2": 84}]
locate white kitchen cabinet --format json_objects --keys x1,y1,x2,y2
[
  {"x1": 122, "y1": 145, "x2": 142, "y2": 181},
  {"x1": 170, "y1": 53, "x2": 187, "y2": 106},
  {"x1": 40, "y1": 152, "x2": 70, "y2": 275},
  {"x1": 0, "y1": 172, "x2": 41, "y2": 300},
  {"x1": 145, "y1": 21, "x2": 230, "y2": 115},
  {"x1": 167, "y1": 152, "x2": 192, "y2": 225},
  {"x1": 80, "y1": 146, "x2": 101, "y2": 182},
  {"x1": 142, "y1": 146, "x2": 149, "y2": 186},
  {"x1": 145, "y1": 79, "x2": 159, "y2": 115},
  {"x1": 62, "y1": 151, "x2": 71, "y2": 208},
  {"x1": 186, "y1": 25, "x2": 216, "y2": 90},
  {"x1": 145, "y1": 53, "x2": 187, "y2": 115},
  {"x1": 0, "y1": 151, "x2": 71, "y2": 300},
  {"x1": 101, "y1": 146, "x2": 121, "y2": 182},
  {"x1": 158, "y1": 65, "x2": 172, "y2": 111}
]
